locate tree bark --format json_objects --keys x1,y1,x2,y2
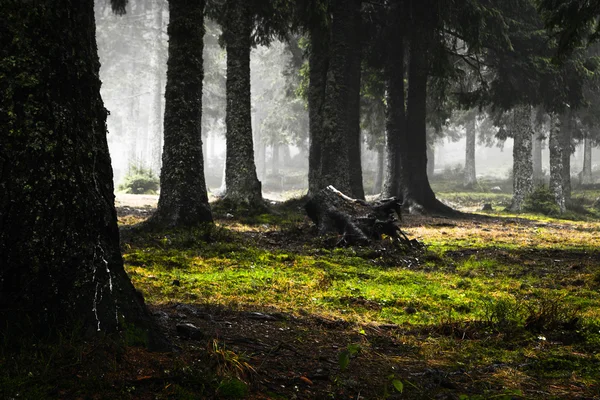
[
  {"x1": 148, "y1": 0, "x2": 213, "y2": 228},
  {"x1": 318, "y1": 0, "x2": 362, "y2": 196},
  {"x1": 463, "y1": 116, "x2": 477, "y2": 189},
  {"x1": 549, "y1": 114, "x2": 566, "y2": 213},
  {"x1": 427, "y1": 142, "x2": 435, "y2": 178},
  {"x1": 223, "y1": 0, "x2": 262, "y2": 205},
  {"x1": 0, "y1": 0, "x2": 163, "y2": 345},
  {"x1": 507, "y1": 105, "x2": 534, "y2": 212},
  {"x1": 581, "y1": 134, "x2": 593, "y2": 185}
]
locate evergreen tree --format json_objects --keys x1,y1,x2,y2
[
  {"x1": 0, "y1": 0, "x2": 164, "y2": 346},
  {"x1": 147, "y1": 0, "x2": 213, "y2": 228}
]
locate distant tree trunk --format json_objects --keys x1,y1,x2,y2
[
  {"x1": 150, "y1": 0, "x2": 165, "y2": 174},
  {"x1": 272, "y1": 143, "x2": 280, "y2": 176},
  {"x1": 0, "y1": 0, "x2": 163, "y2": 346},
  {"x1": 223, "y1": 0, "x2": 262, "y2": 204},
  {"x1": 581, "y1": 134, "x2": 593, "y2": 185},
  {"x1": 374, "y1": 144, "x2": 385, "y2": 195},
  {"x1": 402, "y1": 17, "x2": 454, "y2": 214},
  {"x1": 464, "y1": 116, "x2": 477, "y2": 189},
  {"x1": 559, "y1": 111, "x2": 572, "y2": 207},
  {"x1": 427, "y1": 142, "x2": 435, "y2": 178},
  {"x1": 307, "y1": 23, "x2": 330, "y2": 196},
  {"x1": 507, "y1": 105, "x2": 534, "y2": 212},
  {"x1": 532, "y1": 129, "x2": 543, "y2": 185},
  {"x1": 549, "y1": 114, "x2": 566, "y2": 213},
  {"x1": 382, "y1": 17, "x2": 405, "y2": 199},
  {"x1": 346, "y1": 4, "x2": 364, "y2": 200},
  {"x1": 149, "y1": 0, "x2": 213, "y2": 228},
  {"x1": 318, "y1": 0, "x2": 362, "y2": 195}
]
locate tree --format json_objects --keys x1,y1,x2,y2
[
  {"x1": 208, "y1": 0, "x2": 291, "y2": 205},
  {"x1": 0, "y1": 0, "x2": 163, "y2": 345},
  {"x1": 300, "y1": 0, "x2": 365, "y2": 199},
  {"x1": 146, "y1": 0, "x2": 213, "y2": 228},
  {"x1": 549, "y1": 113, "x2": 566, "y2": 213},
  {"x1": 507, "y1": 106, "x2": 535, "y2": 212}
]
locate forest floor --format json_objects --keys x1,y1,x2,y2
[{"x1": 3, "y1": 190, "x2": 600, "y2": 399}]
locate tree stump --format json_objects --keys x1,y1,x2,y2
[{"x1": 305, "y1": 186, "x2": 413, "y2": 246}]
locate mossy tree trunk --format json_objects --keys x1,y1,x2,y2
[
  {"x1": 507, "y1": 105, "x2": 534, "y2": 212},
  {"x1": 222, "y1": 0, "x2": 263, "y2": 205},
  {"x1": 549, "y1": 114, "x2": 566, "y2": 213},
  {"x1": 0, "y1": 0, "x2": 163, "y2": 345},
  {"x1": 149, "y1": 0, "x2": 213, "y2": 228}
]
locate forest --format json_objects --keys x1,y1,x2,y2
[{"x1": 1, "y1": 0, "x2": 600, "y2": 398}]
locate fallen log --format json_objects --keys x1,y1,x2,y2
[{"x1": 305, "y1": 185, "x2": 414, "y2": 246}]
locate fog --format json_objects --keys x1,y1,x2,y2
[{"x1": 95, "y1": 1, "x2": 598, "y2": 198}]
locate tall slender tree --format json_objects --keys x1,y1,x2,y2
[
  {"x1": 0, "y1": 0, "x2": 163, "y2": 346},
  {"x1": 209, "y1": 0, "x2": 291, "y2": 205},
  {"x1": 147, "y1": 0, "x2": 213, "y2": 228}
]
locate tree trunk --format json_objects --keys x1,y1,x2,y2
[
  {"x1": 0, "y1": 0, "x2": 163, "y2": 345},
  {"x1": 318, "y1": 0, "x2": 362, "y2": 196},
  {"x1": 148, "y1": 0, "x2": 213, "y2": 228},
  {"x1": 402, "y1": 18, "x2": 454, "y2": 215},
  {"x1": 382, "y1": 15, "x2": 405, "y2": 199},
  {"x1": 532, "y1": 128, "x2": 544, "y2": 185},
  {"x1": 558, "y1": 111, "x2": 572, "y2": 207},
  {"x1": 222, "y1": 0, "x2": 262, "y2": 205},
  {"x1": 346, "y1": 3, "x2": 365, "y2": 200},
  {"x1": 464, "y1": 116, "x2": 477, "y2": 189},
  {"x1": 272, "y1": 143, "x2": 280, "y2": 176},
  {"x1": 549, "y1": 114, "x2": 566, "y2": 213},
  {"x1": 581, "y1": 134, "x2": 593, "y2": 185},
  {"x1": 307, "y1": 23, "x2": 330, "y2": 196},
  {"x1": 507, "y1": 105, "x2": 534, "y2": 212}
]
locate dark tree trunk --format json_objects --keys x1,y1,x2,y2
[
  {"x1": 402, "y1": 19, "x2": 454, "y2": 215},
  {"x1": 464, "y1": 117, "x2": 477, "y2": 188},
  {"x1": 581, "y1": 134, "x2": 593, "y2": 185},
  {"x1": 559, "y1": 111, "x2": 572, "y2": 206},
  {"x1": 0, "y1": 0, "x2": 163, "y2": 345},
  {"x1": 549, "y1": 114, "x2": 566, "y2": 213},
  {"x1": 532, "y1": 128, "x2": 543, "y2": 185},
  {"x1": 507, "y1": 105, "x2": 534, "y2": 212},
  {"x1": 382, "y1": 11, "x2": 405, "y2": 199},
  {"x1": 346, "y1": 4, "x2": 365, "y2": 200},
  {"x1": 307, "y1": 23, "x2": 330, "y2": 196},
  {"x1": 223, "y1": 0, "x2": 262, "y2": 205},
  {"x1": 318, "y1": 0, "x2": 362, "y2": 195},
  {"x1": 149, "y1": 0, "x2": 213, "y2": 228}
]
